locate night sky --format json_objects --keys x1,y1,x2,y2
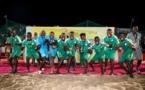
[{"x1": 0, "y1": 1, "x2": 144, "y2": 30}]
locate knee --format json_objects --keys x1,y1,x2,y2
[{"x1": 14, "y1": 56, "x2": 18, "y2": 59}]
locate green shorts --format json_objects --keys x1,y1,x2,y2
[
  {"x1": 82, "y1": 53, "x2": 90, "y2": 60},
  {"x1": 67, "y1": 50, "x2": 75, "y2": 56},
  {"x1": 105, "y1": 51, "x2": 116, "y2": 60},
  {"x1": 92, "y1": 54, "x2": 104, "y2": 61},
  {"x1": 10, "y1": 50, "x2": 22, "y2": 58},
  {"x1": 119, "y1": 52, "x2": 133, "y2": 62},
  {"x1": 57, "y1": 51, "x2": 68, "y2": 59},
  {"x1": 26, "y1": 52, "x2": 39, "y2": 59}
]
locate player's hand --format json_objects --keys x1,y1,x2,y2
[
  {"x1": 44, "y1": 39, "x2": 49, "y2": 45},
  {"x1": 20, "y1": 46, "x2": 24, "y2": 50},
  {"x1": 107, "y1": 43, "x2": 112, "y2": 48},
  {"x1": 36, "y1": 45, "x2": 40, "y2": 51},
  {"x1": 63, "y1": 46, "x2": 68, "y2": 51},
  {"x1": 132, "y1": 47, "x2": 136, "y2": 51},
  {"x1": 52, "y1": 45, "x2": 57, "y2": 49},
  {"x1": 69, "y1": 47, "x2": 72, "y2": 50},
  {"x1": 102, "y1": 44, "x2": 105, "y2": 48},
  {"x1": 87, "y1": 49, "x2": 92, "y2": 54}
]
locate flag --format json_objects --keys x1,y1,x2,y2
[
  {"x1": 131, "y1": 18, "x2": 134, "y2": 22},
  {"x1": 4, "y1": 15, "x2": 7, "y2": 19}
]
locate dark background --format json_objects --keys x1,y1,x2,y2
[{"x1": 0, "y1": 1, "x2": 144, "y2": 30}]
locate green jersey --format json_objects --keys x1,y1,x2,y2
[
  {"x1": 104, "y1": 35, "x2": 119, "y2": 51},
  {"x1": 8, "y1": 35, "x2": 22, "y2": 51},
  {"x1": 80, "y1": 39, "x2": 90, "y2": 53},
  {"x1": 22, "y1": 39, "x2": 37, "y2": 53},
  {"x1": 91, "y1": 42, "x2": 105, "y2": 56},
  {"x1": 65, "y1": 38, "x2": 79, "y2": 56},
  {"x1": 65, "y1": 38, "x2": 79, "y2": 50},
  {"x1": 57, "y1": 39, "x2": 66, "y2": 52},
  {"x1": 119, "y1": 38, "x2": 133, "y2": 53}
]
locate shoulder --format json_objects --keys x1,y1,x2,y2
[
  {"x1": 58, "y1": 39, "x2": 61, "y2": 42},
  {"x1": 127, "y1": 32, "x2": 132, "y2": 36},
  {"x1": 75, "y1": 38, "x2": 79, "y2": 41},
  {"x1": 37, "y1": 36, "x2": 41, "y2": 39},
  {"x1": 45, "y1": 35, "x2": 50, "y2": 39},
  {"x1": 87, "y1": 40, "x2": 90, "y2": 43},
  {"x1": 65, "y1": 38, "x2": 70, "y2": 42},
  {"x1": 112, "y1": 35, "x2": 118, "y2": 39},
  {"x1": 9, "y1": 36, "x2": 13, "y2": 39},
  {"x1": 22, "y1": 39, "x2": 27, "y2": 43},
  {"x1": 125, "y1": 38, "x2": 133, "y2": 44},
  {"x1": 103, "y1": 36, "x2": 107, "y2": 39},
  {"x1": 127, "y1": 32, "x2": 132, "y2": 35},
  {"x1": 32, "y1": 39, "x2": 36, "y2": 42},
  {"x1": 91, "y1": 44, "x2": 95, "y2": 47},
  {"x1": 54, "y1": 36, "x2": 57, "y2": 40},
  {"x1": 16, "y1": 35, "x2": 21, "y2": 39},
  {"x1": 137, "y1": 32, "x2": 141, "y2": 36}
]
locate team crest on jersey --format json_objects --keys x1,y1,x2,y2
[{"x1": 125, "y1": 43, "x2": 127, "y2": 45}]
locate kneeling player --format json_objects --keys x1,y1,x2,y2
[
  {"x1": 89, "y1": 36, "x2": 105, "y2": 75},
  {"x1": 119, "y1": 32, "x2": 135, "y2": 78}
]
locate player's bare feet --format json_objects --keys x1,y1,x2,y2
[
  {"x1": 104, "y1": 68, "x2": 107, "y2": 72},
  {"x1": 101, "y1": 73, "x2": 104, "y2": 75},
  {"x1": 109, "y1": 72, "x2": 113, "y2": 75},
  {"x1": 28, "y1": 70, "x2": 30, "y2": 73},
  {"x1": 9, "y1": 70, "x2": 14, "y2": 74},
  {"x1": 90, "y1": 69, "x2": 95, "y2": 72},
  {"x1": 136, "y1": 68, "x2": 141, "y2": 74},
  {"x1": 13, "y1": 70, "x2": 17, "y2": 74},
  {"x1": 130, "y1": 73, "x2": 134, "y2": 78},
  {"x1": 73, "y1": 68, "x2": 76, "y2": 71},
  {"x1": 56, "y1": 71, "x2": 61, "y2": 74}
]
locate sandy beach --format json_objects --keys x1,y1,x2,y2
[{"x1": 0, "y1": 74, "x2": 145, "y2": 90}]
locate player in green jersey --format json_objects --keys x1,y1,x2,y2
[
  {"x1": 56, "y1": 33, "x2": 68, "y2": 74},
  {"x1": 8, "y1": 29, "x2": 22, "y2": 73},
  {"x1": 65, "y1": 31, "x2": 79, "y2": 73},
  {"x1": 119, "y1": 32, "x2": 135, "y2": 78},
  {"x1": 89, "y1": 36, "x2": 105, "y2": 75},
  {"x1": 79, "y1": 33, "x2": 91, "y2": 74},
  {"x1": 103, "y1": 29, "x2": 120, "y2": 75},
  {"x1": 21, "y1": 32, "x2": 40, "y2": 73}
]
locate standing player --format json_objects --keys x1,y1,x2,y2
[
  {"x1": 37, "y1": 30, "x2": 48, "y2": 74},
  {"x1": 8, "y1": 29, "x2": 22, "y2": 73},
  {"x1": 21, "y1": 32, "x2": 40, "y2": 72},
  {"x1": 89, "y1": 36, "x2": 105, "y2": 75},
  {"x1": 79, "y1": 33, "x2": 91, "y2": 74},
  {"x1": 65, "y1": 31, "x2": 79, "y2": 73},
  {"x1": 56, "y1": 33, "x2": 68, "y2": 74},
  {"x1": 104, "y1": 28, "x2": 120, "y2": 75},
  {"x1": 119, "y1": 32, "x2": 135, "y2": 78},
  {"x1": 127, "y1": 26, "x2": 142, "y2": 74},
  {"x1": 46, "y1": 31, "x2": 58, "y2": 74}
]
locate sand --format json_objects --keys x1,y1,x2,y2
[{"x1": 0, "y1": 74, "x2": 145, "y2": 90}]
